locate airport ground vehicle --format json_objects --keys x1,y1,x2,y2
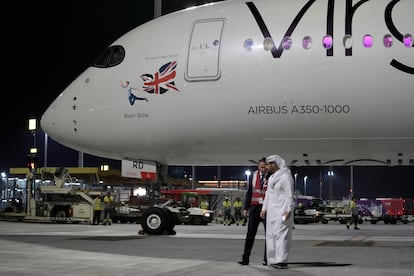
[
  {"x1": 160, "y1": 190, "x2": 214, "y2": 225},
  {"x1": 320, "y1": 200, "x2": 353, "y2": 224},
  {"x1": 0, "y1": 167, "x2": 100, "y2": 223},
  {"x1": 96, "y1": 189, "x2": 198, "y2": 234},
  {"x1": 161, "y1": 188, "x2": 248, "y2": 225},
  {"x1": 0, "y1": 167, "x2": 190, "y2": 234},
  {"x1": 139, "y1": 199, "x2": 190, "y2": 234},
  {"x1": 320, "y1": 198, "x2": 410, "y2": 225},
  {"x1": 359, "y1": 198, "x2": 409, "y2": 224},
  {"x1": 112, "y1": 203, "x2": 141, "y2": 224},
  {"x1": 294, "y1": 196, "x2": 324, "y2": 224},
  {"x1": 294, "y1": 207, "x2": 324, "y2": 224},
  {"x1": 403, "y1": 198, "x2": 414, "y2": 222}
]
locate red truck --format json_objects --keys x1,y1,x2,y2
[{"x1": 360, "y1": 198, "x2": 409, "y2": 224}]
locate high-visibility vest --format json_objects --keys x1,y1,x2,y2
[
  {"x1": 104, "y1": 195, "x2": 114, "y2": 209},
  {"x1": 199, "y1": 200, "x2": 209, "y2": 209},
  {"x1": 350, "y1": 200, "x2": 358, "y2": 215},
  {"x1": 223, "y1": 200, "x2": 231, "y2": 210},
  {"x1": 94, "y1": 198, "x2": 102, "y2": 211},
  {"x1": 251, "y1": 171, "x2": 267, "y2": 205},
  {"x1": 233, "y1": 200, "x2": 243, "y2": 209}
]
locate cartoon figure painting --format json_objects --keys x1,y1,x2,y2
[{"x1": 120, "y1": 80, "x2": 148, "y2": 105}]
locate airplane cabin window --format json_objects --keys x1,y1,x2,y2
[
  {"x1": 322, "y1": 35, "x2": 333, "y2": 49},
  {"x1": 282, "y1": 37, "x2": 292, "y2": 50},
  {"x1": 343, "y1": 35, "x2": 353, "y2": 49},
  {"x1": 363, "y1": 35, "x2": 373, "y2": 48},
  {"x1": 246, "y1": 33, "x2": 410, "y2": 53},
  {"x1": 244, "y1": 39, "x2": 253, "y2": 52},
  {"x1": 383, "y1": 34, "x2": 393, "y2": 48},
  {"x1": 302, "y1": 36, "x2": 312, "y2": 49},
  {"x1": 403, "y1": 34, "x2": 413, "y2": 47},
  {"x1": 263, "y1": 37, "x2": 274, "y2": 51},
  {"x1": 93, "y1": 45, "x2": 125, "y2": 68}
]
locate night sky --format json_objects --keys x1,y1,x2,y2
[{"x1": 1, "y1": 0, "x2": 413, "y2": 199}]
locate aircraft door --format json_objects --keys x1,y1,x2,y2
[{"x1": 185, "y1": 19, "x2": 225, "y2": 81}]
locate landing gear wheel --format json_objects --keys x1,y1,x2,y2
[
  {"x1": 54, "y1": 210, "x2": 68, "y2": 224},
  {"x1": 55, "y1": 210, "x2": 66, "y2": 217},
  {"x1": 141, "y1": 207, "x2": 166, "y2": 235}
]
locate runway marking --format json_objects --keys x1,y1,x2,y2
[
  {"x1": 315, "y1": 241, "x2": 375, "y2": 247},
  {"x1": 349, "y1": 235, "x2": 367, "y2": 241},
  {"x1": 173, "y1": 233, "x2": 248, "y2": 239}
]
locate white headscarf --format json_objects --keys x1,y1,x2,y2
[
  {"x1": 266, "y1": 154, "x2": 290, "y2": 186},
  {"x1": 266, "y1": 154, "x2": 287, "y2": 169}
]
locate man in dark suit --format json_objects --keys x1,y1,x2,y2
[{"x1": 237, "y1": 157, "x2": 268, "y2": 266}]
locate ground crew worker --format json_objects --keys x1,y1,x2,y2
[
  {"x1": 199, "y1": 197, "x2": 209, "y2": 210},
  {"x1": 223, "y1": 197, "x2": 232, "y2": 226},
  {"x1": 103, "y1": 192, "x2": 114, "y2": 225},
  {"x1": 296, "y1": 201, "x2": 305, "y2": 215},
  {"x1": 233, "y1": 197, "x2": 243, "y2": 226},
  {"x1": 16, "y1": 192, "x2": 24, "y2": 212},
  {"x1": 346, "y1": 197, "x2": 360, "y2": 230},
  {"x1": 92, "y1": 195, "x2": 102, "y2": 225}
]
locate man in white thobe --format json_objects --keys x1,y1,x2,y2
[{"x1": 260, "y1": 155, "x2": 294, "y2": 269}]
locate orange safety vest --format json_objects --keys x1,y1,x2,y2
[{"x1": 251, "y1": 171, "x2": 267, "y2": 205}]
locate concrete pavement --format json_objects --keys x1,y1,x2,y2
[{"x1": 0, "y1": 220, "x2": 413, "y2": 275}]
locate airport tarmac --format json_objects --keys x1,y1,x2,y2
[{"x1": 0, "y1": 220, "x2": 413, "y2": 276}]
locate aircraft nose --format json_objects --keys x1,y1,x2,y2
[
  {"x1": 41, "y1": 69, "x2": 87, "y2": 143},
  {"x1": 40, "y1": 90, "x2": 73, "y2": 142},
  {"x1": 40, "y1": 100, "x2": 58, "y2": 138}
]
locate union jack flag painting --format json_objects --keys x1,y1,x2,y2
[{"x1": 141, "y1": 61, "x2": 179, "y2": 94}]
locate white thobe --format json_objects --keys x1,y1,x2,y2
[{"x1": 262, "y1": 168, "x2": 294, "y2": 264}]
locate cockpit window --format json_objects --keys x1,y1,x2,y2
[{"x1": 93, "y1": 45, "x2": 125, "y2": 68}]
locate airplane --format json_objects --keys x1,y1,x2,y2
[{"x1": 41, "y1": 0, "x2": 414, "y2": 174}]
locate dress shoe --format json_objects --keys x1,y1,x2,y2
[
  {"x1": 271, "y1": 263, "x2": 288, "y2": 269},
  {"x1": 262, "y1": 261, "x2": 267, "y2": 266},
  {"x1": 237, "y1": 260, "x2": 249, "y2": 265}
]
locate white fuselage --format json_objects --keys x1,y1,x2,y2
[{"x1": 41, "y1": 0, "x2": 414, "y2": 166}]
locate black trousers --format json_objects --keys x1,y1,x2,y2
[
  {"x1": 241, "y1": 204, "x2": 266, "y2": 262},
  {"x1": 234, "y1": 208, "x2": 242, "y2": 223},
  {"x1": 350, "y1": 214, "x2": 358, "y2": 227},
  {"x1": 93, "y1": 210, "x2": 101, "y2": 225},
  {"x1": 103, "y1": 208, "x2": 113, "y2": 221}
]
